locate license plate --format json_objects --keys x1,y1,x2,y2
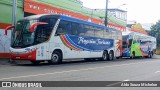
[{"x1": 16, "y1": 57, "x2": 20, "y2": 59}]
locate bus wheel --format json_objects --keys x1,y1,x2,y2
[
  {"x1": 30, "y1": 61, "x2": 40, "y2": 65},
  {"x1": 148, "y1": 52, "x2": 152, "y2": 58},
  {"x1": 84, "y1": 58, "x2": 91, "y2": 61},
  {"x1": 109, "y1": 51, "x2": 114, "y2": 61},
  {"x1": 49, "y1": 51, "x2": 62, "y2": 64},
  {"x1": 116, "y1": 57, "x2": 120, "y2": 59},
  {"x1": 130, "y1": 52, "x2": 135, "y2": 59},
  {"x1": 102, "y1": 51, "x2": 108, "y2": 61}
]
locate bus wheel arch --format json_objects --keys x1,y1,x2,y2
[
  {"x1": 148, "y1": 51, "x2": 152, "y2": 58},
  {"x1": 108, "y1": 50, "x2": 114, "y2": 61},
  {"x1": 49, "y1": 49, "x2": 63, "y2": 64},
  {"x1": 131, "y1": 51, "x2": 135, "y2": 59}
]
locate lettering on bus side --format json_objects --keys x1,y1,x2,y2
[{"x1": 78, "y1": 37, "x2": 111, "y2": 45}]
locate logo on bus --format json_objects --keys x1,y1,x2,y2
[{"x1": 78, "y1": 37, "x2": 111, "y2": 45}]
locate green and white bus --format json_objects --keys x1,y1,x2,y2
[{"x1": 122, "y1": 32, "x2": 156, "y2": 58}]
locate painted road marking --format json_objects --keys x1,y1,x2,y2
[
  {"x1": 0, "y1": 60, "x2": 158, "y2": 80},
  {"x1": 155, "y1": 71, "x2": 160, "y2": 74}
]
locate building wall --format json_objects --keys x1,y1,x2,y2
[
  {"x1": 32, "y1": 0, "x2": 127, "y2": 30},
  {"x1": 0, "y1": 0, "x2": 127, "y2": 58},
  {"x1": 0, "y1": 0, "x2": 24, "y2": 25},
  {"x1": 0, "y1": 0, "x2": 23, "y2": 58}
]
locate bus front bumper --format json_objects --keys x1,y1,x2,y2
[{"x1": 10, "y1": 50, "x2": 36, "y2": 61}]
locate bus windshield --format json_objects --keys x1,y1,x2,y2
[
  {"x1": 11, "y1": 20, "x2": 37, "y2": 48},
  {"x1": 11, "y1": 17, "x2": 57, "y2": 48},
  {"x1": 122, "y1": 35, "x2": 129, "y2": 48},
  {"x1": 122, "y1": 35, "x2": 133, "y2": 48}
]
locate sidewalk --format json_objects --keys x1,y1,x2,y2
[
  {"x1": 153, "y1": 54, "x2": 160, "y2": 58},
  {"x1": 0, "y1": 55, "x2": 160, "y2": 65}
]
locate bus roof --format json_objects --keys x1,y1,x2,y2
[
  {"x1": 122, "y1": 31, "x2": 156, "y2": 40},
  {"x1": 23, "y1": 14, "x2": 118, "y2": 31},
  {"x1": 59, "y1": 15, "x2": 122, "y2": 31},
  {"x1": 58, "y1": 15, "x2": 106, "y2": 28}
]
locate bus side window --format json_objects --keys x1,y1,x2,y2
[
  {"x1": 56, "y1": 20, "x2": 71, "y2": 35},
  {"x1": 133, "y1": 40, "x2": 135, "y2": 44},
  {"x1": 71, "y1": 22, "x2": 80, "y2": 36},
  {"x1": 79, "y1": 24, "x2": 85, "y2": 36},
  {"x1": 94, "y1": 27, "x2": 104, "y2": 38},
  {"x1": 104, "y1": 29, "x2": 110, "y2": 39},
  {"x1": 128, "y1": 39, "x2": 132, "y2": 47},
  {"x1": 35, "y1": 18, "x2": 56, "y2": 43},
  {"x1": 83, "y1": 25, "x2": 94, "y2": 37},
  {"x1": 56, "y1": 28, "x2": 64, "y2": 35}
]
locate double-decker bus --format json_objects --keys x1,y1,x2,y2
[
  {"x1": 5, "y1": 14, "x2": 122, "y2": 64},
  {"x1": 122, "y1": 32, "x2": 156, "y2": 58}
]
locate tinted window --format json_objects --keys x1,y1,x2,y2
[
  {"x1": 104, "y1": 29, "x2": 110, "y2": 38},
  {"x1": 94, "y1": 27, "x2": 104, "y2": 38},
  {"x1": 35, "y1": 18, "x2": 57, "y2": 44},
  {"x1": 56, "y1": 20, "x2": 71, "y2": 35},
  {"x1": 71, "y1": 22, "x2": 81, "y2": 35},
  {"x1": 83, "y1": 25, "x2": 94, "y2": 37}
]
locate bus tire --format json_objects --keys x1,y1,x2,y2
[
  {"x1": 108, "y1": 51, "x2": 114, "y2": 61},
  {"x1": 130, "y1": 52, "x2": 135, "y2": 59},
  {"x1": 102, "y1": 51, "x2": 108, "y2": 61},
  {"x1": 49, "y1": 51, "x2": 62, "y2": 64},
  {"x1": 148, "y1": 51, "x2": 152, "y2": 58},
  {"x1": 116, "y1": 57, "x2": 120, "y2": 59},
  {"x1": 30, "y1": 61, "x2": 40, "y2": 65},
  {"x1": 84, "y1": 58, "x2": 91, "y2": 61}
]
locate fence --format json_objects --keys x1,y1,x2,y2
[{"x1": 156, "y1": 49, "x2": 160, "y2": 55}]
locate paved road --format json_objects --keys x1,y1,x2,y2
[{"x1": 0, "y1": 55, "x2": 160, "y2": 90}]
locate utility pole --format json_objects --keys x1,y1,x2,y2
[
  {"x1": 12, "y1": 0, "x2": 17, "y2": 26},
  {"x1": 104, "y1": 0, "x2": 108, "y2": 26},
  {"x1": 10, "y1": 0, "x2": 17, "y2": 47}
]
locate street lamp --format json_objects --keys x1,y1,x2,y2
[
  {"x1": 117, "y1": 4, "x2": 126, "y2": 9},
  {"x1": 104, "y1": 0, "x2": 108, "y2": 26}
]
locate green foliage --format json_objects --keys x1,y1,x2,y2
[{"x1": 148, "y1": 20, "x2": 160, "y2": 48}]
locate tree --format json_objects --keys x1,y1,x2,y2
[{"x1": 148, "y1": 20, "x2": 160, "y2": 48}]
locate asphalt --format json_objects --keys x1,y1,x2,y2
[{"x1": 0, "y1": 55, "x2": 160, "y2": 90}]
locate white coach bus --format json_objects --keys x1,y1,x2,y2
[{"x1": 5, "y1": 14, "x2": 122, "y2": 64}]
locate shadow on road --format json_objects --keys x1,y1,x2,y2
[{"x1": 0, "y1": 55, "x2": 160, "y2": 67}]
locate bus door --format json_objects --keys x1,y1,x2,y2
[
  {"x1": 131, "y1": 39, "x2": 142, "y2": 56},
  {"x1": 35, "y1": 17, "x2": 56, "y2": 60},
  {"x1": 54, "y1": 20, "x2": 79, "y2": 59},
  {"x1": 36, "y1": 43, "x2": 50, "y2": 60}
]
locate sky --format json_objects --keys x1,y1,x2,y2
[{"x1": 80, "y1": 0, "x2": 160, "y2": 24}]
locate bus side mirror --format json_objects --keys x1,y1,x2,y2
[
  {"x1": 4, "y1": 26, "x2": 15, "y2": 35},
  {"x1": 30, "y1": 22, "x2": 48, "y2": 33}
]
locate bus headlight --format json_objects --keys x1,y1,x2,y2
[{"x1": 25, "y1": 48, "x2": 37, "y2": 53}]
